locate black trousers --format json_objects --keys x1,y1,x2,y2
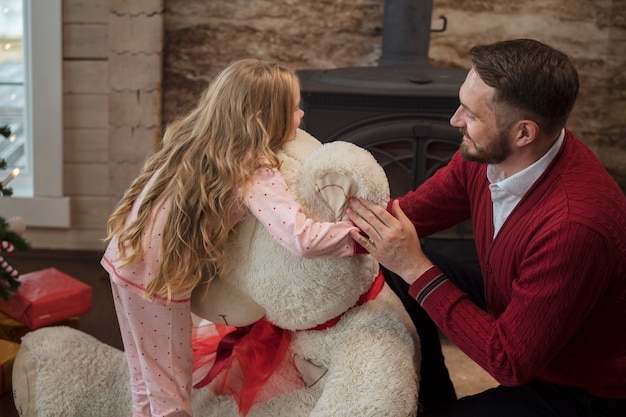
[{"x1": 383, "y1": 249, "x2": 626, "y2": 417}]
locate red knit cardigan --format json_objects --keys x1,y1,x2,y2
[{"x1": 402, "y1": 129, "x2": 626, "y2": 398}]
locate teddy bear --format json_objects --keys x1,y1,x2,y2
[{"x1": 12, "y1": 129, "x2": 420, "y2": 417}]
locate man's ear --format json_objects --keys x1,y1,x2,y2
[{"x1": 513, "y1": 119, "x2": 540, "y2": 148}]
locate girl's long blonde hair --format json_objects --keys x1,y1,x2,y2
[{"x1": 105, "y1": 59, "x2": 300, "y2": 300}]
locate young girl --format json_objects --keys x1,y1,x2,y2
[{"x1": 101, "y1": 59, "x2": 361, "y2": 417}]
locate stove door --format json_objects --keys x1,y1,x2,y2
[{"x1": 325, "y1": 116, "x2": 460, "y2": 198}]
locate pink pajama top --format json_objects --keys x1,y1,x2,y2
[{"x1": 101, "y1": 166, "x2": 358, "y2": 417}]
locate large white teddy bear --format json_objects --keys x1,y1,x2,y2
[{"x1": 12, "y1": 129, "x2": 420, "y2": 417}]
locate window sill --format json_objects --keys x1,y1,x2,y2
[{"x1": 0, "y1": 195, "x2": 70, "y2": 228}]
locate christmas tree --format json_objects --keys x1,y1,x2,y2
[
  {"x1": 0, "y1": 124, "x2": 14, "y2": 197},
  {"x1": 0, "y1": 124, "x2": 30, "y2": 299}
]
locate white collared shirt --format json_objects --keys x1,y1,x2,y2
[{"x1": 488, "y1": 129, "x2": 565, "y2": 237}]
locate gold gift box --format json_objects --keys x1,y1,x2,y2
[
  {"x1": 0, "y1": 311, "x2": 80, "y2": 344},
  {"x1": 0, "y1": 339, "x2": 20, "y2": 396}
]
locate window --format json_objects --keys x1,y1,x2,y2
[
  {"x1": 0, "y1": 0, "x2": 68, "y2": 228},
  {"x1": 0, "y1": 0, "x2": 24, "y2": 185}
]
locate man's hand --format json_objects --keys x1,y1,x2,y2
[{"x1": 347, "y1": 198, "x2": 434, "y2": 284}]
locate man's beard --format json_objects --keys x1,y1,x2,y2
[{"x1": 459, "y1": 128, "x2": 511, "y2": 164}]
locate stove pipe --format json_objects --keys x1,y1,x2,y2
[{"x1": 379, "y1": 0, "x2": 434, "y2": 67}]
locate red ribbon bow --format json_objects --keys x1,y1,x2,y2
[
  {"x1": 192, "y1": 270, "x2": 385, "y2": 415},
  {"x1": 193, "y1": 318, "x2": 293, "y2": 415}
]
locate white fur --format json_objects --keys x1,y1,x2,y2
[{"x1": 12, "y1": 129, "x2": 420, "y2": 416}]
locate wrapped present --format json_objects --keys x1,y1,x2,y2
[
  {"x1": 0, "y1": 311, "x2": 80, "y2": 343},
  {"x1": 0, "y1": 268, "x2": 92, "y2": 329},
  {"x1": 0, "y1": 339, "x2": 20, "y2": 395}
]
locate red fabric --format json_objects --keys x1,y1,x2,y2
[
  {"x1": 193, "y1": 324, "x2": 239, "y2": 386},
  {"x1": 0, "y1": 268, "x2": 92, "y2": 329},
  {"x1": 353, "y1": 241, "x2": 369, "y2": 255},
  {"x1": 399, "y1": 130, "x2": 626, "y2": 398},
  {"x1": 191, "y1": 270, "x2": 386, "y2": 413},
  {"x1": 192, "y1": 318, "x2": 301, "y2": 416}
]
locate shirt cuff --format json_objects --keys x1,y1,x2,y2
[{"x1": 408, "y1": 265, "x2": 448, "y2": 306}]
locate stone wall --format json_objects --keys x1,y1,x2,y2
[
  {"x1": 16, "y1": 0, "x2": 622, "y2": 251},
  {"x1": 163, "y1": 0, "x2": 626, "y2": 190}
]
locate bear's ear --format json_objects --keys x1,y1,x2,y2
[
  {"x1": 300, "y1": 141, "x2": 390, "y2": 221},
  {"x1": 314, "y1": 172, "x2": 358, "y2": 221}
]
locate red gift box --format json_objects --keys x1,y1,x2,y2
[{"x1": 0, "y1": 268, "x2": 92, "y2": 329}]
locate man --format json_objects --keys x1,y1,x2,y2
[{"x1": 347, "y1": 39, "x2": 626, "y2": 416}]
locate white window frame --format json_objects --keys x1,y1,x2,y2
[{"x1": 0, "y1": 0, "x2": 69, "y2": 228}]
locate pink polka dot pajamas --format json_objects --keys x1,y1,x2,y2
[{"x1": 101, "y1": 166, "x2": 359, "y2": 416}]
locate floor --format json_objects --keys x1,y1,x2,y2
[{"x1": 0, "y1": 249, "x2": 497, "y2": 416}]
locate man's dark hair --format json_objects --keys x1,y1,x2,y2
[{"x1": 470, "y1": 39, "x2": 579, "y2": 135}]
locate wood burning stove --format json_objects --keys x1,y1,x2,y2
[
  {"x1": 297, "y1": 72, "x2": 463, "y2": 199},
  {"x1": 297, "y1": 0, "x2": 476, "y2": 261}
]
